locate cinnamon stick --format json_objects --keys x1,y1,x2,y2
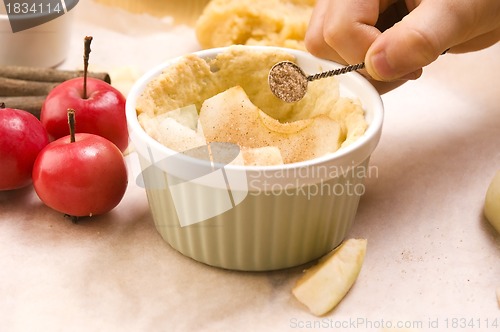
[
  {"x1": 1, "y1": 96, "x2": 45, "y2": 118},
  {"x1": 0, "y1": 77, "x2": 59, "y2": 97},
  {"x1": 0, "y1": 65, "x2": 111, "y2": 84}
]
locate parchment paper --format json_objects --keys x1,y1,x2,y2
[{"x1": 1, "y1": 2, "x2": 499, "y2": 331}]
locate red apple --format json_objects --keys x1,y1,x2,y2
[
  {"x1": 41, "y1": 77, "x2": 129, "y2": 152},
  {"x1": 32, "y1": 132, "x2": 128, "y2": 219},
  {"x1": 0, "y1": 106, "x2": 49, "y2": 190}
]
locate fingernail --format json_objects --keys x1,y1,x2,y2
[
  {"x1": 368, "y1": 51, "x2": 422, "y2": 81},
  {"x1": 367, "y1": 50, "x2": 394, "y2": 81}
]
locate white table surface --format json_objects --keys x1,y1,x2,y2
[{"x1": 1, "y1": 2, "x2": 499, "y2": 331}]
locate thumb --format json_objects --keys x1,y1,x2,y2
[{"x1": 365, "y1": 1, "x2": 459, "y2": 81}]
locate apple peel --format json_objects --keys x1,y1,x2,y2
[
  {"x1": 496, "y1": 287, "x2": 500, "y2": 307},
  {"x1": 292, "y1": 238, "x2": 367, "y2": 316},
  {"x1": 484, "y1": 170, "x2": 500, "y2": 233}
]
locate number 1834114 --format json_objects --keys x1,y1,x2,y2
[
  {"x1": 5, "y1": 2, "x2": 64, "y2": 15},
  {"x1": 443, "y1": 318, "x2": 498, "y2": 329}
]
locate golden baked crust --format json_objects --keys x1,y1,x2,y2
[
  {"x1": 135, "y1": 46, "x2": 298, "y2": 121},
  {"x1": 195, "y1": 0, "x2": 316, "y2": 50}
]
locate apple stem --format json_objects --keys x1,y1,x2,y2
[
  {"x1": 83, "y1": 36, "x2": 93, "y2": 100},
  {"x1": 0, "y1": 102, "x2": 5, "y2": 109},
  {"x1": 68, "y1": 109, "x2": 76, "y2": 143}
]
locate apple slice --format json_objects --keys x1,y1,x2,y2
[
  {"x1": 292, "y1": 238, "x2": 367, "y2": 316},
  {"x1": 139, "y1": 105, "x2": 207, "y2": 153},
  {"x1": 241, "y1": 146, "x2": 284, "y2": 166}
]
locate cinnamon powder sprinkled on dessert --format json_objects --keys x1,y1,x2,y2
[{"x1": 268, "y1": 61, "x2": 308, "y2": 103}]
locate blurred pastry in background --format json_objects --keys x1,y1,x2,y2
[
  {"x1": 195, "y1": 0, "x2": 315, "y2": 50},
  {"x1": 93, "y1": 0, "x2": 211, "y2": 25}
]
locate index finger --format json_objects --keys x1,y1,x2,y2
[
  {"x1": 317, "y1": 0, "x2": 386, "y2": 64},
  {"x1": 305, "y1": 0, "x2": 344, "y2": 62}
]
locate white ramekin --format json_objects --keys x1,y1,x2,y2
[{"x1": 126, "y1": 46, "x2": 384, "y2": 271}]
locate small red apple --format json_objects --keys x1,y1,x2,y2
[
  {"x1": 41, "y1": 77, "x2": 129, "y2": 152},
  {"x1": 33, "y1": 111, "x2": 128, "y2": 219},
  {"x1": 0, "y1": 105, "x2": 49, "y2": 190}
]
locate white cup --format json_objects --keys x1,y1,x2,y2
[{"x1": 0, "y1": 4, "x2": 73, "y2": 68}]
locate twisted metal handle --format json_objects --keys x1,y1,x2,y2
[{"x1": 307, "y1": 62, "x2": 365, "y2": 82}]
